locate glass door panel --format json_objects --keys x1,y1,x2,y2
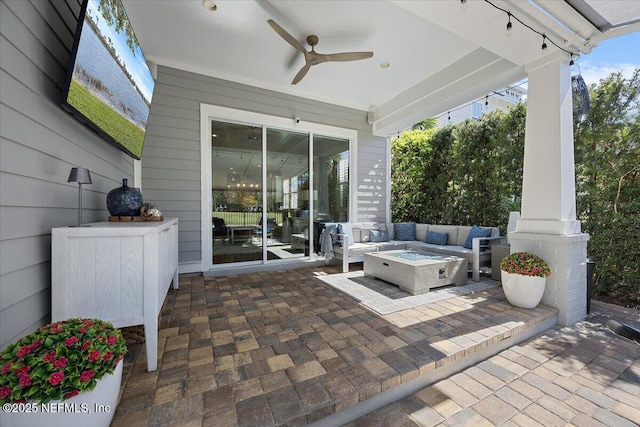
[
  {"x1": 313, "y1": 135, "x2": 349, "y2": 254},
  {"x1": 266, "y1": 128, "x2": 309, "y2": 260},
  {"x1": 211, "y1": 121, "x2": 263, "y2": 264}
]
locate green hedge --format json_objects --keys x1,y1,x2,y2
[{"x1": 391, "y1": 70, "x2": 639, "y2": 305}]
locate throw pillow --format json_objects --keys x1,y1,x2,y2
[
  {"x1": 369, "y1": 229, "x2": 389, "y2": 242},
  {"x1": 425, "y1": 231, "x2": 448, "y2": 246},
  {"x1": 394, "y1": 222, "x2": 416, "y2": 241},
  {"x1": 463, "y1": 225, "x2": 493, "y2": 249},
  {"x1": 334, "y1": 224, "x2": 344, "y2": 247}
]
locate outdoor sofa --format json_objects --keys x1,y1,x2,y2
[{"x1": 320, "y1": 222, "x2": 503, "y2": 281}]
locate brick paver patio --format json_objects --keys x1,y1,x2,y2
[
  {"x1": 112, "y1": 264, "x2": 562, "y2": 426},
  {"x1": 347, "y1": 300, "x2": 640, "y2": 427}
]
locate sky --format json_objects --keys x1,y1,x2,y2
[
  {"x1": 577, "y1": 30, "x2": 640, "y2": 85},
  {"x1": 87, "y1": 0, "x2": 155, "y2": 102}
]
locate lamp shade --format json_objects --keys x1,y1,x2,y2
[{"x1": 68, "y1": 167, "x2": 92, "y2": 184}]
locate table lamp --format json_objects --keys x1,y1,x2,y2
[{"x1": 68, "y1": 167, "x2": 92, "y2": 226}]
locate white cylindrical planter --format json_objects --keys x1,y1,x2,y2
[
  {"x1": 0, "y1": 360, "x2": 123, "y2": 427},
  {"x1": 501, "y1": 271, "x2": 546, "y2": 309}
]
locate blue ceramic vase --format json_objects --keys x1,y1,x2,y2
[{"x1": 106, "y1": 179, "x2": 143, "y2": 217}]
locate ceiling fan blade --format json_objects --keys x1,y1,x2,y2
[
  {"x1": 291, "y1": 63, "x2": 311, "y2": 85},
  {"x1": 267, "y1": 19, "x2": 307, "y2": 54},
  {"x1": 316, "y1": 52, "x2": 374, "y2": 63}
]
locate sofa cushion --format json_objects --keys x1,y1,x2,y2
[
  {"x1": 369, "y1": 229, "x2": 390, "y2": 242},
  {"x1": 335, "y1": 223, "x2": 355, "y2": 247},
  {"x1": 426, "y1": 231, "x2": 448, "y2": 246},
  {"x1": 428, "y1": 225, "x2": 459, "y2": 245},
  {"x1": 394, "y1": 222, "x2": 416, "y2": 241},
  {"x1": 463, "y1": 225, "x2": 493, "y2": 249},
  {"x1": 415, "y1": 223, "x2": 429, "y2": 242},
  {"x1": 455, "y1": 226, "x2": 473, "y2": 246}
]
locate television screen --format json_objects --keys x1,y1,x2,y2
[{"x1": 61, "y1": 0, "x2": 155, "y2": 160}]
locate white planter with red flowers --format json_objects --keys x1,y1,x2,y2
[
  {"x1": 0, "y1": 318, "x2": 126, "y2": 427},
  {"x1": 500, "y1": 252, "x2": 551, "y2": 309}
]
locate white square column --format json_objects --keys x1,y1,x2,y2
[{"x1": 511, "y1": 52, "x2": 590, "y2": 326}]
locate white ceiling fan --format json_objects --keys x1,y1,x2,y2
[{"x1": 267, "y1": 19, "x2": 374, "y2": 85}]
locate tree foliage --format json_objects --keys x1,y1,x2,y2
[
  {"x1": 392, "y1": 104, "x2": 525, "y2": 233},
  {"x1": 391, "y1": 70, "x2": 639, "y2": 304},
  {"x1": 575, "y1": 70, "x2": 639, "y2": 303}
]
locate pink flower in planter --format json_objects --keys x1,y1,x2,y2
[
  {"x1": 0, "y1": 386, "x2": 11, "y2": 399},
  {"x1": 44, "y1": 351, "x2": 57, "y2": 364},
  {"x1": 53, "y1": 357, "x2": 68, "y2": 369},
  {"x1": 0, "y1": 362, "x2": 12, "y2": 374},
  {"x1": 79, "y1": 370, "x2": 95, "y2": 382},
  {"x1": 88, "y1": 350, "x2": 101, "y2": 363},
  {"x1": 19, "y1": 375, "x2": 32, "y2": 387},
  {"x1": 15, "y1": 366, "x2": 30, "y2": 376},
  {"x1": 48, "y1": 372, "x2": 64, "y2": 386},
  {"x1": 64, "y1": 336, "x2": 79, "y2": 347},
  {"x1": 64, "y1": 389, "x2": 79, "y2": 399}
]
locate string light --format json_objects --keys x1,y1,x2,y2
[
  {"x1": 485, "y1": 95, "x2": 489, "y2": 106},
  {"x1": 475, "y1": 0, "x2": 579, "y2": 63},
  {"x1": 435, "y1": 80, "x2": 528, "y2": 122}
]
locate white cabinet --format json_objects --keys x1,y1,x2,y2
[{"x1": 52, "y1": 218, "x2": 179, "y2": 371}]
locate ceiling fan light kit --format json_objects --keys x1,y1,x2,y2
[{"x1": 267, "y1": 19, "x2": 373, "y2": 85}]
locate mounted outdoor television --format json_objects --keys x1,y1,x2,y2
[{"x1": 61, "y1": 0, "x2": 155, "y2": 160}]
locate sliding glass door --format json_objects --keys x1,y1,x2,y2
[
  {"x1": 208, "y1": 115, "x2": 351, "y2": 268},
  {"x1": 211, "y1": 121, "x2": 263, "y2": 264}
]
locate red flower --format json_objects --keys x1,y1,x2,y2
[
  {"x1": 64, "y1": 389, "x2": 80, "y2": 399},
  {"x1": 82, "y1": 320, "x2": 94, "y2": 327},
  {"x1": 107, "y1": 335, "x2": 117, "y2": 345},
  {"x1": 15, "y1": 366, "x2": 30, "y2": 376},
  {"x1": 53, "y1": 357, "x2": 68, "y2": 369},
  {"x1": 0, "y1": 386, "x2": 11, "y2": 399},
  {"x1": 64, "y1": 336, "x2": 79, "y2": 347},
  {"x1": 48, "y1": 372, "x2": 65, "y2": 386},
  {"x1": 82, "y1": 341, "x2": 92, "y2": 351},
  {"x1": 19, "y1": 375, "x2": 32, "y2": 387},
  {"x1": 79, "y1": 327, "x2": 87, "y2": 334},
  {"x1": 79, "y1": 370, "x2": 95, "y2": 382},
  {"x1": 17, "y1": 345, "x2": 32, "y2": 358},
  {"x1": 44, "y1": 351, "x2": 57, "y2": 364},
  {"x1": 0, "y1": 362, "x2": 12, "y2": 373},
  {"x1": 102, "y1": 350, "x2": 113, "y2": 361},
  {"x1": 88, "y1": 350, "x2": 101, "y2": 363}
]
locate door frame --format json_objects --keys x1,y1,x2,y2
[{"x1": 200, "y1": 104, "x2": 358, "y2": 272}]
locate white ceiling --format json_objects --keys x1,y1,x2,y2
[{"x1": 122, "y1": 0, "x2": 638, "y2": 135}]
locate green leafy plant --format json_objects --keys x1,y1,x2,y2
[
  {"x1": 500, "y1": 252, "x2": 551, "y2": 278},
  {"x1": 0, "y1": 318, "x2": 126, "y2": 404}
]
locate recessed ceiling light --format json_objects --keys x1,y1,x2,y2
[
  {"x1": 202, "y1": 0, "x2": 217, "y2": 11},
  {"x1": 380, "y1": 62, "x2": 391, "y2": 68}
]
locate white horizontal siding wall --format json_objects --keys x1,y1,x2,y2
[
  {"x1": 142, "y1": 66, "x2": 388, "y2": 265},
  {"x1": 1, "y1": 0, "x2": 136, "y2": 349}
]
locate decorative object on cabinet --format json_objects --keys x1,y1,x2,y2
[
  {"x1": 106, "y1": 178, "x2": 143, "y2": 218},
  {"x1": 0, "y1": 318, "x2": 125, "y2": 427},
  {"x1": 52, "y1": 218, "x2": 179, "y2": 371},
  {"x1": 67, "y1": 167, "x2": 92, "y2": 227}
]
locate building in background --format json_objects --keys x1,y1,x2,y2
[{"x1": 436, "y1": 83, "x2": 527, "y2": 127}]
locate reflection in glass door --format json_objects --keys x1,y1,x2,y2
[
  {"x1": 210, "y1": 119, "x2": 350, "y2": 266},
  {"x1": 211, "y1": 121, "x2": 263, "y2": 264},
  {"x1": 313, "y1": 135, "x2": 349, "y2": 253},
  {"x1": 267, "y1": 129, "x2": 309, "y2": 259}
]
